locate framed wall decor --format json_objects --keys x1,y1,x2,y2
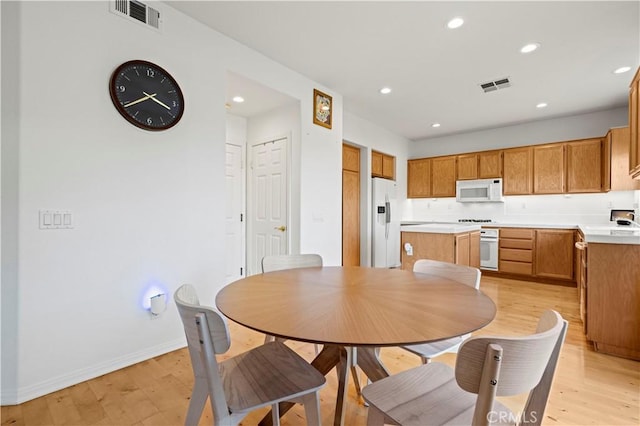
[{"x1": 313, "y1": 89, "x2": 332, "y2": 129}]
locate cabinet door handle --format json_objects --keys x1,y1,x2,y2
[{"x1": 575, "y1": 241, "x2": 587, "y2": 250}]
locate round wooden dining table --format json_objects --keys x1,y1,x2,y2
[{"x1": 216, "y1": 266, "x2": 496, "y2": 426}]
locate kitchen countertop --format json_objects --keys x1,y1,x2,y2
[
  {"x1": 401, "y1": 221, "x2": 640, "y2": 244},
  {"x1": 578, "y1": 224, "x2": 640, "y2": 245}
]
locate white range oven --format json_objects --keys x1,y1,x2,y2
[{"x1": 479, "y1": 228, "x2": 499, "y2": 271}]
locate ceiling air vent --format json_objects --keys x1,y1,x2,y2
[
  {"x1": 479, "y1": 77, "x2": 511, "y2": 93},
  {"x1": 110, "y1": 0, "x2": 162, "y2": 32}
]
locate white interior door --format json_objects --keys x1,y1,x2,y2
[
  {"x1": 225, "y1": 143, "x2": 245, "y2": 283},
  {"x1": 249, "y1": 137, "x2": 288, "y2": 275}
]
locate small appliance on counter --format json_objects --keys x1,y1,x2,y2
[{"x1": 610, "y1": 209, "x2": 636, "y2": 226}]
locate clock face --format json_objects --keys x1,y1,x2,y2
[{"x1": 109, "y1": 60, "x2": 184, "y2": 131}]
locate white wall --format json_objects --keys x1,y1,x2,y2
[
  {"x1": 0, "y1": 1, "x2": 342, "y2": 404},
  {"x1": 410, "y1": 107, "x2": 628, "y2": 158},
  {"x1": 343, "y1": 111, "x2": 411, "y2": 265}
]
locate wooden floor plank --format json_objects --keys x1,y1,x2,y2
[{"x1": 1, "y1": 276, "x2": 639, "y2": 425}]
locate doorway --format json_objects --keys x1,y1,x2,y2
[{"x1": 224, "y1": 143, "x2": 245, "y2": 283}]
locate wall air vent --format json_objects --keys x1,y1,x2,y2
[
  {"x1": 110, "y1": 0, "x2": 162, "y2": 32},
  {"x1": 479, "y1": 77, "x2": 511, "y2": 93}
]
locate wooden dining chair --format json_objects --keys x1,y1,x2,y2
[
  {"x1": 174, "y1": 284, "x2": 326, "y2": 426},
  {"x1": 402, "y1": 259, "x2": 482, "y2": 364},
  {"x1": 362, "y1": 309, "x2": 568, "y2": 426}
]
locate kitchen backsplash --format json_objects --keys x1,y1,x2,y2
[{"x1": 403, "y1": 190, "x2": 639, "y2": 225}]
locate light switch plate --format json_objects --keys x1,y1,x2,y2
[{"x1": 39, "y1": 210, "x2": 73, "y2": 229}]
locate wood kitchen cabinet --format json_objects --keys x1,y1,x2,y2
[
  {"x1": 575, "y1": 232, "x2": 587, "y2": 333},
  {"x1": 456, "y1": 153, "x2": 478, "y2": 180},
  {"x1": 496, "y1": 227, "x2": 576, "y2": 285},
  {"x1": 533, "y1": 144, "x2": 565, "y2": 194},
  {"x1": 585, "y1": 242, "x2": 640, "y2": 360},
  {"x1": 342, "y1": 144, "x2": 360, "y2": 266},
  {"x1": 478, "y1": 150, "x2": 502, "y2": 178},
  {"x1": 629, "y1": 67, "x2": 640, "y2": 179},
  {"x1": 499, "y1": 228, "x2": 535, "y2": 276},
  {"x1": 502, "y1": 147, "x2": 533, "y2": 195},
  {"x1": 604, "y1": 127, "x2": 640, "y2": 191},
  {"x1": 401, "y1": 230, "x2": 480, "y2": 271},
  {"x1": 431, "y1": 156, "x2": 457, "y2": 197},
  {"x1": 565, "y1": 138, "x2": 604, "y2": 193},
  {"x1": 534, "y1": 229, "x2": 574, "y2": 280},
  {"x1": 372, "y1": 150, "x2": 395, "y2": 180},
  {"x1": 407, "y1": 158, "x2": 431, "y2": 198},
  {"x1": 457, "y1": 151, "x2": 503, "y2": 181}
]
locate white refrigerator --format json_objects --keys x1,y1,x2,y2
[{"x1": 372, "y1": 177, "x2": 401, "y2": 268}]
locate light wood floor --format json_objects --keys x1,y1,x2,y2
[{"x1": 2, "y1": 276, "x2": 639, "y2": 425}]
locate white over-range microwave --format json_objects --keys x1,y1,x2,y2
[{"x1": 456, "y1": 178, "x2": 504, "y2": 203}]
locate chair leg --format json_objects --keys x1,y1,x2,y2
[
  {"x1": 367, "y1": 405, "x2": 386, "y2": 426},
  {"x1": 301, "y1": 392, "x2": 322, "y2": 426},
  {"x1": 185, "y1": 378, "x2": 208, "y2": 426}
]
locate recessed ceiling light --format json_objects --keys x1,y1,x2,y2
[
  {"x1": 431, "y1": 123, "x2": 441, "y2": 128},
  {"x1": 536, "y1": 102, "x2": 548, "y2": 109},
  {"x1": 232, "y1": 96, "x2": 244, "y2": 103},
  {"x1": 613, "y1": 66, "x2": 631, "y2": 74},
  {"x1": 380, "y1": 87, "x2": 392, "y2": 95},
  {"x1": 520, "y1": 43, "x2": 540, "y2": 54},
  {"x1": 447, "y1": 17, "x2": 464, "y2": 29}
]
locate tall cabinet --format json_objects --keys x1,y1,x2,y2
[{"x1": 630, "y1": 67, "x2": 640, "y2": 179}]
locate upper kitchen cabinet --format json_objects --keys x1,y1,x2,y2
[
  {"x1": 456, "y1": 150, "x2": 502, "y2": 180},
  {"x1": 407, "y1": 158, "x2": 431, "y2": 198},
  {"x1": 431, "y1": 155, "x2": 457, "y2": 197},
  {"x1": 503, "y1": 147, "x2": 533, "y2": 195},
  {"x1": 630, "y1": 67, "x2": 640, "y2": 179},
  {"x1": 533, "y1": 144, "x2": 565, "y2": 194},
  {"x1": 478, "y1": 150, "x2": 502, "y2": 178},
  {"x1": 566, "y1": 138, "x2": 604, "y2": 193},
  {"x1": 372, "y1": 150, "x2": 395, "y2": 180},
  {"x1": 604, "y1": 127, "x2": 640, "y2": 191},
  {"x1": 456, "y1": 153, "x2": 478, "y2": 180}
]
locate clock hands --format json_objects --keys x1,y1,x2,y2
[
  {"x1": 123, "y1": 92, "x2": 171, "y2": 111},
  {"x1": 142, "y1": 91, "x2": 171, "y2": 110},
  {"x1": 123, "y1": 93, "x2": 155, "y2": 108}
]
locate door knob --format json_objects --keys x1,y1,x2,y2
[{"x1": 274, "y1": 225, "x2": 286, "y2": 232}]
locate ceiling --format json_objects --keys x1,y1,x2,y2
[{"x1": 169, "y1": 1, "x2": 640, "y2": 141}]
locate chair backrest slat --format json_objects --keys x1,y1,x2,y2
[
  {"x1": 455, "y1": 310, "x2": 564, "y2": 397},
  {"x1": 262, "y1": 254, "x2": 323, "y2": 273},
  {"x1": 413, "y1": 259, "x2": 481, "y2": 289}
]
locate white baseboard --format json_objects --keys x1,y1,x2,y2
[{"x1": 0, "y1": 338, "x2": 186, "y2": 405}]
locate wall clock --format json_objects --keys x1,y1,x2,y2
[{"x1": 109, "y1": 60, "x2": 184, "y2": 131}]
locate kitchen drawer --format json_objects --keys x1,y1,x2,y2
[
  {"x1": 500, "y1": 239, "x2": 534, "y2": 250},
  {"x1": 500, "y1": 228, "x2": 534, "y2": 239},
  {"x1": 500, "y1": 248, "x2": 533, "y2": 262},
  {"x1": 500, "y1": 260, "x2": 533, "y2": 275}
]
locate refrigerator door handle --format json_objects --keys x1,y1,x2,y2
[{"x1": 385, "y1": 201, "x2": 390, "y2": 239}]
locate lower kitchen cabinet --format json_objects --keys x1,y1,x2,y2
[
  {"x1": 401, "y1": 230, "x2": 480, "y2": 271},
  {"x1": 585, "y1": 242, "x2": 640, "y2": 360},
  {"x1": 499, "y1": 228, "x2": 534, "y2": 275},
  {"x1": 534, "y1": 229, "x2": 575, "y2": 280},
  {"x1": 497, "y1": 227, "x2": 575, "y2": 285}
]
